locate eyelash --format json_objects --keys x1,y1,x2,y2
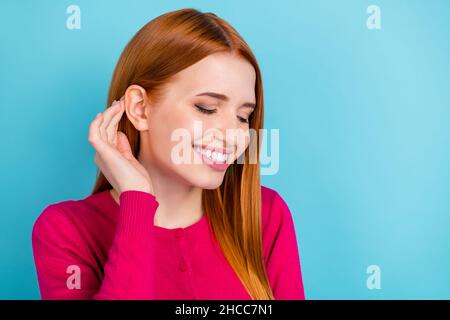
[{"x1": 194, "y1": 104, "x2": 249, "y2": 124}]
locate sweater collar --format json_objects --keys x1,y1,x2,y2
[{"x1": 102, "y1": 189, "x2": 209, "y2": 238}]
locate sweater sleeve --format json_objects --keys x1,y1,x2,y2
[
  {"x1": 264, "y1": 192, "x2": 306, "y2": 300},
  {"x1": 32, "y1": 190, "x2": 159, "y2": 300}
]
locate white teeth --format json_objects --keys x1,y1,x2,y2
[{"x1": 193, "y1": 145, "x2": 229, "y2": 163}]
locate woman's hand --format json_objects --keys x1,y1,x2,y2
[{"x1": 88, "y1": 97, "x2": 154, "y2": 196}]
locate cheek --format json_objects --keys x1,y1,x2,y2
[
  {"x1": 148, "y1": 108, "x2": 201, "y2": 169},
  {"x1": 230, "y1": 128, "x2": 251, "y2": 161},
  {"x1": 152, "y1": 108, "x2": 194, "y2": 142}
]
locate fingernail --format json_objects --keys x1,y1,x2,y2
[{"x1": 95, "y1": 112, "x2": 102, "y2": 118}]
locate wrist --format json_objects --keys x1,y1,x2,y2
[{"x1": 120, "y1": 186, "x2": 153, "y2": 196}]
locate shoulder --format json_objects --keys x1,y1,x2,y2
[
  {"x1": 33, "y1": 200, "x2": 77, "y2": 233},
  {"x1": 260, "y1": 185, "x2": 294, "y2": 229},
  {"x1": 32, "y1": 199, "x2": 80, "y2": 251},
  {"x1": 260, "y1": 185, "x2": 298, "y2": 258},
  {"x1": 31, "y1": 191, "x2": 111, "y2": 247}
]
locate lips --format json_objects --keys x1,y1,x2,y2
[
  {"x1": 192, "y1": 144, "x2": 233, "y2": 171},
  {"x1": 194, "y1": 143, "x2": 232, "y2": 153}
]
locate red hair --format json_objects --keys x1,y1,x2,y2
[{"x1": 91, "y1": 8, "x2": 272, "y2": 299}]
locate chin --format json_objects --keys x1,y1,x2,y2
[
  {"x1": 197, "y1": 180, "x2": 224, "y2": 190},
  {"x1": 182, "y1": 167, "x2": 227, "y2": 190}
]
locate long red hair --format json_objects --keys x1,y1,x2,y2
[{"x1": 91, "y1": 8, "x2": 273, "y2": 299}]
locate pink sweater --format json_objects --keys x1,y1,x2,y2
[{"x1": 31, "y1": 186, "x2": 305, "y2": 300}]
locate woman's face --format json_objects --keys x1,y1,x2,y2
[{"x1": 143, "y1": 52, "x2": 256, "y2": 189}]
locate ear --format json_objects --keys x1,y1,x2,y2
[{"x1": 123, "y1": 84, "x2": 150, "y2": 131}]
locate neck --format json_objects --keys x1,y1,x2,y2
[
  {"x1": 110, "y1": 159, "x2": 204, "y2": 230},
  {"x1": 147, "y1": 164, "x2": 204, "y2": 229}
]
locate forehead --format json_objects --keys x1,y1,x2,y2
[{"x1": 166, "y1": 52, "x2": 256, "y2": 103}]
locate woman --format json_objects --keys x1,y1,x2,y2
[{"x1": 32, "y1": 8, "x2": 305, "y2": 300}]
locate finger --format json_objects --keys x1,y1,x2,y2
[
  {"x1": 99, "y1": 100, "x2": 119, "y2": 141},
  {"x1": 111, "y1": 96, "x2": 126, "y2": 146},
  {"x1": 99, "y1": 100, "x2": 121, "y2": 142},
  {"x1": 106, "y1": 100, "x2": 125, "y2": 145},
  {"x1": 116, "y1": 131, "x2": 134, "y2": 160},
  {"x1": 88, "y1": 112, "x2": 104, "y2": 147},
  {"x1": 109, "y1": 98, "x2": 125, "y2": 145}
]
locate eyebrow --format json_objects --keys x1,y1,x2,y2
[{"x1": 195, "y1": 92, "x2": 256, "y2": 109}]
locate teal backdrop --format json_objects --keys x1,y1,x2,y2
[{"x1": 1, "y1": 0, "x2": 449, "y2": 299}]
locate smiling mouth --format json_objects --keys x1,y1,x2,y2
[{"x1": 192, "y1": 144, "x2": 231, "y2": 163}]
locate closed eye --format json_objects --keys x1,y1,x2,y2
[
  {"x1": 194, "y1": 104, "x2": 216, "y2": 114},
  {"x1": 195, "y1": 104, "x2": 250, "y2": 124},
  {"x1": 238, "y1": 116, "x2": 249, "y2": 123}
]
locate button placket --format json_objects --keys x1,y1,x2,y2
[
  {"x1": 174, "y1": 228, "x2": 188, "y2": 272},
  {"x1": 173, "y1": 228, "x2": 184, "y2": 239},
  {"x1": 178, "y1": 259, "x2": 188, "y2": 272}
]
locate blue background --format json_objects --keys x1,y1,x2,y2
[{"x1": 1, "y1": 0, "x2": 449, "y2": 299}]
